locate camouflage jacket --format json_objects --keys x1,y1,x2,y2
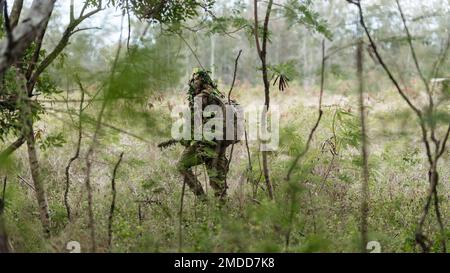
[{"x1": 184, "y1": 86, "x2": 227, "y2": 147}]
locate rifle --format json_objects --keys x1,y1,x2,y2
[{"x1": 157, "y1": 139, "x2": 180, "y2": 150}]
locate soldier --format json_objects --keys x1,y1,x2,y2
[{"x1": 177, "y1": 70, "x2": 237, "y2": 201}]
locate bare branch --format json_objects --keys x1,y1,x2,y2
[
  {"x1": 228, "y1": 49, "x2": 242, "y2": 103},
  {"x1": 46, "y1": 108, "x2": 151, "y2": 143},
  {"x1": 349, "y1": 0, "x2": 422, "y2": 117},
  {"x1": 430, "y1": 33, "x2": 450, "y2": 84},
  {"x1": 28, "y1": 3, "x2": 103, "y2": 93},
  {"x1": 64, "y1": 76, "x2": 85, "y2": 222},
  {"x1": 70, "y1": 27, "x2": 102, "y2": 35},
  {"x1": 108, "y1": 152, "x2": 124, "y2": 251},
  {"x1": 17, "y1": 175, "x2": 35, "y2": 191},
  {"x1": 176, "y1": 32, "x2": 205, "y2": 70},
  {"x1": 286, "y1": 40, "x2": 326, "y2": 181},
  {"x1": 437, "y1": 124, "x2": 450, "y2": 159},
  {"x1": 0, "y1": 0, "x2": 55, "y2": 75},
  {"x1": 395, "y1": 0, "x2": 432, "y2": 104},
  {"x1": 0, "y1": 136, "x2": 25, "y2": 160},
  {"x1": 83, "y1": 12, "x2": 124, "y2": 252}
]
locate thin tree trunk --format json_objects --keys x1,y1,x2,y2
[
  {"x1": 9, "y1": 0, "x2": 24, "y2": 28},
  {"x1": 302, "y1": 33, "x2": 308, "y2": 90},
  {"x1": 210, "y1": 34, "x2": 215, "y2": 79},
  {"x1": 357, "y1": 39, "x2": 370, "y2": 253},
  {"x1": 16, "y1": 71, "x2": 51, "y2": 236},
  {"x1": 84, "y1": 150, "x2": 97, "y2": 252},
  {"x1": 83, "y1": 11, "x2": 124, "y2": 253},
  {"x1": 416, "y1": 162, "x2": 446, "y2": 253},
  {"x1": 434, "y1": 184, "x2": 447, "y2": 253},
  {"x1": 25, "y1": 126, "x2": 50, "y2": 235},
  {"x1": 415, "y1": 165, "x2": 437, "y2": 252},
  {"x1": 0, "y1": 176, "x2": 9, "y2": 253},
  {"x1": 285, "y1": 40, "x2": 327, "y2": 250},
  {"x1": 64, "y1": 79, "x2": 85, "y2": 222},
  {"x1": 108, "y1": 152, "x2": 124, "y2": 251},
  {"x1": 254, "y1": 0, "x2": 274, "y2": 200},
  {"x1": 286, "y1": 41, "x2": 326, "y2": 181},
  {"x1": 433, "y1": 186, "x2": 446, "y2": 253},
  {"x1": 178, "y1": 180, "x2": 186, "y2": 252}
]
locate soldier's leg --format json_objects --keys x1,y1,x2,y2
[
  {"x1": 206, "y1": 155, "x2": 229, "y2": 199},
  {"x1": 177, "y1": 145, "x2": 205, "y2": 197}
]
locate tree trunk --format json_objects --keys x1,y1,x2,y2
[
  {"x1": 254, "y1": 0, "x2": 274, "y2": 200},
  {"x1": 302, "y1": 33, "x2": 308, "y2": 90},
  {"x1": 0, "y1": 0, "x2": 56, "y2": 74},
  {"x1": 9, "y1": 0, "x2": 24, "y2": 28},
  {"x1": 0, "y1": 177, "x2": 9, "y2": 253},
  {"x1": 16, "y1": 71, "x2": 50, "y2": 236},
  {"x1": 0, "y1": 218, "x2": 8, "y2": 253},
  {"x1": 210, "y1": 34, "x2": 215, "y2": 79},
  {"x1": 416, "y1": 164, "x2": 438, "y2": 253},
  {"x1": 357, "y1": 39, "x2": 370, "y2": 252},
  {"x1": 25, "y1": 126, "x2": 51, "y2": 235}
]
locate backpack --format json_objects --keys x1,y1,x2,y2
[
  {"x1": 221, "y1": 99, "x2": 244, "y2": 146},
  {"x1": 207, "y1": 90, "x2": 244, "y2": 146}
]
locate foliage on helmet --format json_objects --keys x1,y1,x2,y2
[{"x1": 188, "y1": 70, "x2": 218, "y2": 107}]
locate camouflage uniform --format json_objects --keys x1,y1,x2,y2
[{"x1": 177, "y1": 71, "x2": 230, "y2": 199}]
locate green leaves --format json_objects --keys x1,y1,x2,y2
[
  {"x1": 97, "y1": 35, "x2": 182, "y2": 137},
  {"x1": 106, "y1": 48, "x2": 153, "y2": 102},
  {"x1": 204, "y1": 2, "x2": 252, "y2": 35},
  {"x1": 283, "y1": 0, "x2": 333, "y2": 40},
  {"x1": 37, "y1": 132, "x2": 66, "y2": 151},
  {"x1": 335, "y1": 108, "x2": 362, "y2": 149},
  {"x1": 105, "y1": 37, "x2": 183, "y2": 103},
  {"x1": 424, "y1": 110, "x2": 450, "y2": 128},
  {"x1": 0, "y1": 35, "x2": 59, "y2": 141},
  {"x1": 36, "y1": 73, "x2": 62, "y2": 97},
  {"x1": 110, "y1": 0, "x2": 215, "y2": 25},
  {"x1": 206, "y1": 16, "x2": 252, "y2": 35},
  {"x1": 268, "y1": 61, "x2": 298, "y2": 92}
]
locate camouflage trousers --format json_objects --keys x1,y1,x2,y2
[{"x1": 177, "y1": 142, "x2": 229, "y2": 199}]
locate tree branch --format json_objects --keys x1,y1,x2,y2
[
  {"x1": 0, "y1": 0, "x2": 55, "y2": 75},
  {"x1": 27, "y1": 3, "x2": 103, "y2": 93},
  {"x1": 64, "y1": 76, "x2": 85, "y2": 222},
  {"x1": 228, "y1": 49, "x2": 242, "y2": 103},
  {"x1": 348, "y1": 0, "x2": 422, "y2": 117},
  {"x1": 0, "y1": 136, "x2": 25, "y2": 160},
  {"x1": 108, "y1": 152, "x2": 124, "y2": 251},
  {"x1": 286, "y1": 40, "x2": 326, "y2": 181},
  {"x1": 395, "y1": 0, "x2": 431, "y2": 104}
]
